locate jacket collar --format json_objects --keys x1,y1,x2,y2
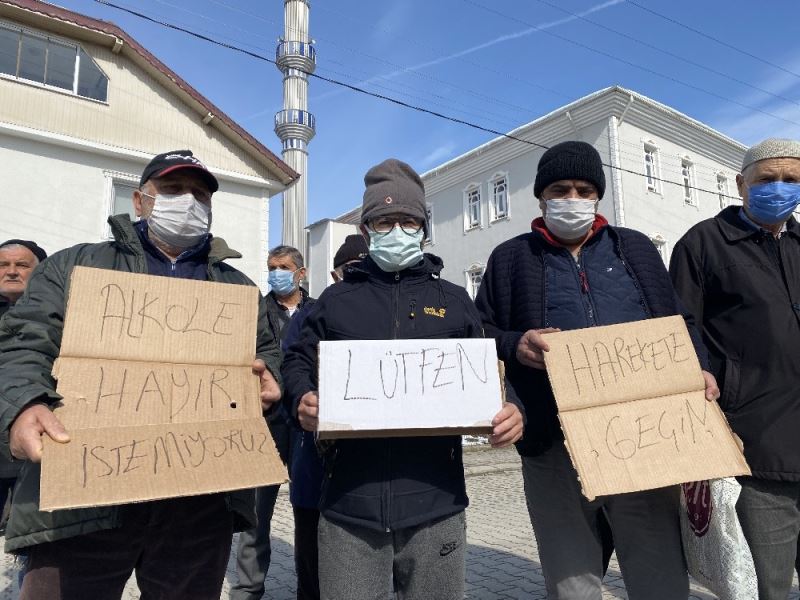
[
  {"x1": 530, "y1": 214, "x2": 609, "y2": 248},
  {"x1": 107, "y1": 214, "x2": 242, "y2": 265},
  {"x1": 714, "y1": 206, "x2": 800, "y2": 242},
  {"x1": 343, "y1": 253, "x2": 444, "y2": 283}
]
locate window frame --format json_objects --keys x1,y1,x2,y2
[
  {"x1": 649, "y1": 233, "x2": 669, "y2": 265},
  {"x1": 423, "y1": 202, "x2": 435, "y2": 246},
  {"x1": 464, "y1": 264, "x2": 485, "y2": 300},
  {"x1": 0, "y1": 19, "x2": 109, "y2": 103},
  {"x1": 463, "y1": 183, "x2": 483, "y2": 232},
  {"x1": 681, "y1": 156, "x2": 697, "y2": 207},
  {"x1": 716, "y1": 172, "x2": 730, "y2": 209},
  {"x1": 103, "y1": 170, "x2": 139, "y2": 239},
  {"x1": 489, "y1": 172, "x2": 510, "y2": 222},
  {"x1": 643, "y1": 141, "x2": 661, "y2": 194}
]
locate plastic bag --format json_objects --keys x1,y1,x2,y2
[{"x1": 680, "y1": 478, "x2": 758, "y2": 600}]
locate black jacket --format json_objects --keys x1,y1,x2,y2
[
  {"x1": 282, "y1": 254, "x2": 492, "y2": 532},
  {"x1": 477, "y1": 224, "x2": 708, "y2": 457},
  {"x1": 0, "y1": 300, "x2": 19, "y2": 479},
  {"x1": 670, "y1": 207, "x2": 800, "y2": 480}
]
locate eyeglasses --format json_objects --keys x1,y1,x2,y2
[{"x1": 368, "y1": 216, "x2": 424, "y2": 235}]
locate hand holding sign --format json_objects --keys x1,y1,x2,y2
[
  {"x1": 516, "y1": 328, "x2": 559, "y2": 370},
  {"x1": 702, "y1": 370, "x2": 720, "y2": 402},
  {"x1": 10, "y1": 403, "x2": 70, "y2": 463},
  {"x1": 298, "y1": 391, "x2": 319, "y2": 432},
  {"x1": 253, "y1": 359, "x2": 281, "y2": 410},
  {"x1": 489, "y1": 403, "x2": 523, "y2": 448}
]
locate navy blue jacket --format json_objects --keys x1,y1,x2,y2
[
  {"x1": 282, "y1": 254, "x2": 495, "y2": 531},
  {"x1": 476, "y1": 222, "x2": 708, "y2": 457}
]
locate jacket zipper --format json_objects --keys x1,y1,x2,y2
[
  {"x1": 615, "y1": 239, "x2": 651, "y2": 317},
  {"x1": 574, "y1": 252, "x2": 597, "y2": 325},
  {"x1": 385, "y1": 273, "x2": 401, "y2": 532}
]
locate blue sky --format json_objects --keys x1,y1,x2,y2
[{"x1": 56, "y1": 0, "x2": 800, "y2": 244}]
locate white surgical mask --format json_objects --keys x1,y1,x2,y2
[
  {"x1": 146, "y1": 193, "x2": 211, "y2": 249},
  {"x1": 543, "y1": 199, "x2": 596, "y2": 240},
  {"x1": 368, "y1": 227, "x2": 424, "y2": 272}
]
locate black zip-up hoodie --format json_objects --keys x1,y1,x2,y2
[{"x1": 282, "y1": 254, "x2": 503, "y2": 532}]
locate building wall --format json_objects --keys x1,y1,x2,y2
[
  {"x1": 306, "y1": 220, "x2": 358, "y2": 298},
  {"x1": 0, "y1": 136, "x2": 270, "y2": 290},
  {"x1": 615, "y1": 121, "x2": 742, "y2": 262},
  {"x1": 0, "y1": 16, "x2": 270, "y2": 180}
]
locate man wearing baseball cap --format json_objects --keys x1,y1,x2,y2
[
  {"x1": 671, "y1": 138, "x2": 800, "y2": 600},
  {"x1": 283, "y1": 159, "x2": 525, "y2": 599},
  {"x1": 476, "y1": 141, "x2": 716, "y2": 599},
  {"x1": 0, "y1": 150, "x2": 282, "y2": 599}
]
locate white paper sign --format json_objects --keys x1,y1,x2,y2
[{"x1": 317, "y1": 339, "x2": 502, "y2": 438}]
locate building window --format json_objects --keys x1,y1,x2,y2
[
  {"x1": 682, "y1": 158, "x2": 696, "y2": 206},
  {"x1": 490, "y1": 175, "x2": 509, "y2": 221},
  {"x1": 650, "y1": 234, "x2": 668, "y2": 265},
  {"x1": 103, "y1": 172, "x2": 138, "y2": 238},
  {"x1": 643, "y1": 142, "x2": 660, "y2": 193},
  {"x1": 717, "y1": 173, "x2": 729, "y2": 209},
  {"x1": 112, "y1": 180, "x2": 137, "y2": 219},
  {"x1": 465, "y1": 265, "x2": 485, "y2": 300},
  {"x1": 0, "y1": 21, "x2": 108, "y2": 102},
  {"x1": 464, "y1": 184, "x2": 482, "y2": 231},
  {"x1": 423, "y1": 203, "x2": 434, "y2": 245}
]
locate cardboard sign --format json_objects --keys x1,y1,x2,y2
[
  {"x1": 40, "y1": 266, "x2": 287, "y2": 511},
  {"x1": 317, "y1": 339, "x2": 503, "y2": 439},
  {"x1": 543, "y1": 316, "x2": 750, "y2": 500}
]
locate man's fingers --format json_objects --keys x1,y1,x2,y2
[
  {"x1": 299, "y1": 415, "x2": 318, "y2": 432},
  {"x1": 301, "y1": 401, "x2": 319, "y2": 419},
  {"x1": 39, "y1": 411, "x2": 69, "y2": 444},
  {"x1": 15, "y1": 429, "x2": 43, "y2": 462}
]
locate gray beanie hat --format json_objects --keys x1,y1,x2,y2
[
  {"x1": 742, "y1": 138, "x2": 800, "y2": 171},
  {"x1": 361, "y1": 159, "x2": 427, "y2": 233}
]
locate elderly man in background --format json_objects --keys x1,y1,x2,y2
[
  {"x1": 231, "y1": 244, "x2": 314, "y2": 600},
  {"x1": 0, "y1": 150, "x2": 282, "y2": 600},
  {"x1": 0, "y1": 239, "x2": 47, "y2": 532},
  {"x1": 671, "y1": 138, "x2": 800, "y2": 600}
]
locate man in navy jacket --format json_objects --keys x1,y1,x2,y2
[
  {"x1": 476, "y1": 141, "x2": 718, "y2": 600},
  {"x1": 283, "y1": 159, "x2": 524, "y2": 600}
]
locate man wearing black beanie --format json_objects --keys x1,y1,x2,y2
[{"x1": 475, "y1": 141, "x2": 719, "y2": 599}]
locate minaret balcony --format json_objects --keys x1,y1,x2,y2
[
  {"x1": 275, "y1": 109, "x2": 316, "y2": 143},
  {"x1": 276, "y1": 41, "x2": 316, "y2": 73}
]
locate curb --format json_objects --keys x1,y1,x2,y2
[{"x1": 464, "y1": 462, "x2": 521, "y2": 478}]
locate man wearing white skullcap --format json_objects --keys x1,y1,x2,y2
[{"x1": 671, "y1": 138, "x2": 800, "y2": 600}]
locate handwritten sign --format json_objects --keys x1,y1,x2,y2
[
  {"x1": 544, "y1": 316, "x2": 749, "y2": 500},
  {"x1": 40, "y1": 267, "x2": 287, "y2": 511},
  {"x1": 317, "y1": 339, "x2": 502, "y2": 439}
]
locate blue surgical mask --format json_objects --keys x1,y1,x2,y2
[
  {"x1": 268, "y1": 269, "x2": 297, "y2": 296},
  {"x1": 368, "y1": 227, "x2": 424, "y2": 272},
  {"x1": 747, "y1": 182, "x2": 800, "y2": 225}
]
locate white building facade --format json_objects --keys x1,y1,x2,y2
[
  {"x1": 306, "y1": 87, "x2": 746, "y2": 298},
  {"x1": 0, "y1": 0, "x2": 297, "y2": 292}
]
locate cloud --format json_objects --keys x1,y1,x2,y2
[
  {"x1": 310, "y1": 0, "x2": 625, "y2": 103},
  {"x1": 710, "y1": 53, "x2": 800, "y2": 145},
  {"x1": 419, "y1": 142, "x2": 458, "y2": 169}
]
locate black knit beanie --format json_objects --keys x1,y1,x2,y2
[
  {"x1": 333, "y1": 234, "x2": 368, "y2": 269},
  {"x1": 0, "y1": 239, "x2": 47, "y2": 262},
  {"x1": 533, "y1": 141, "x2": 606, "y2": 199},
  {"x1": 361, "y1": 159, "x2": 427, "y2": 234}
]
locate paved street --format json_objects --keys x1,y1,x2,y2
[{"x1": 1, "y1": 445, "x2": 798, "y2": 599}]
